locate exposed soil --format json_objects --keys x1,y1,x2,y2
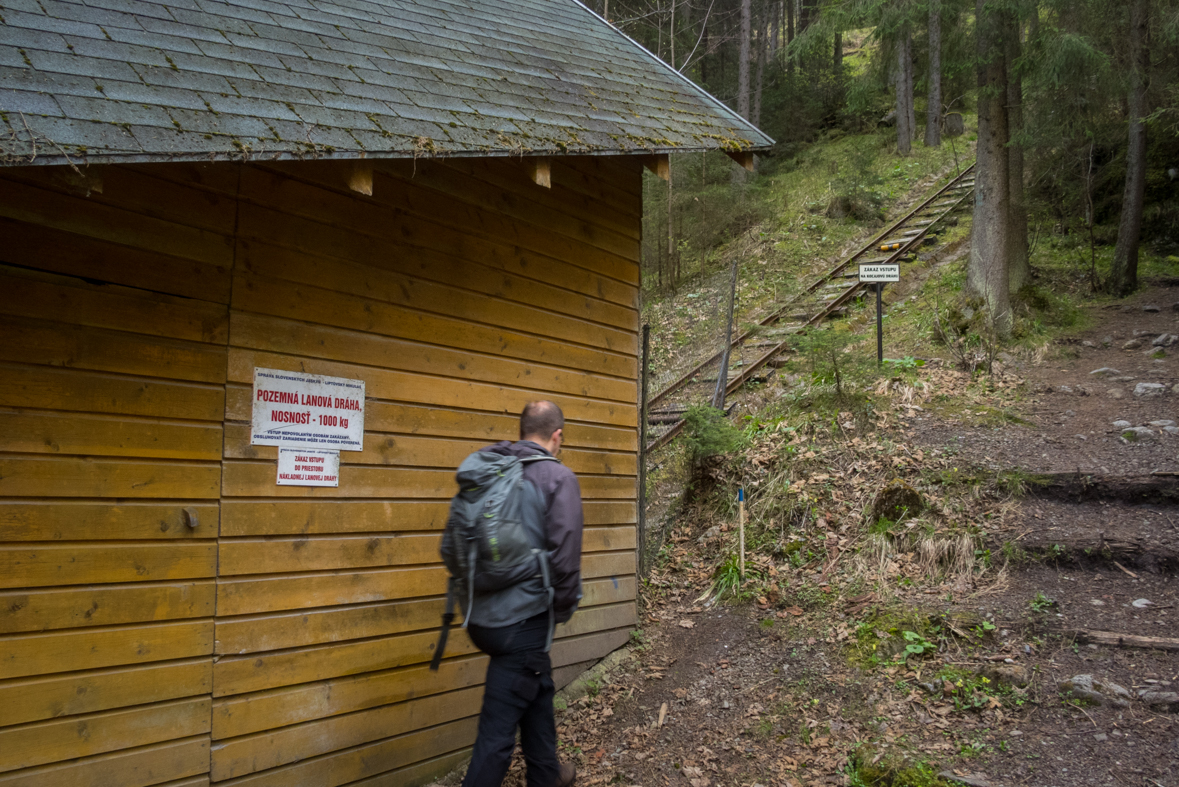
[{"x1": 911, "y1": 284, "x2": 1179, "y2": 477}]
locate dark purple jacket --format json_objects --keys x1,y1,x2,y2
[{"x1": 484, "y1": 439, "x2": 584, "y2": 623}]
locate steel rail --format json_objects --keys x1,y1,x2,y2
[
  {"x1": 645, "y1": 164, "x2": 976, "y2": 453},
  {"x1": 646, "y1": 164, "x2": 975, "y2": 413}
]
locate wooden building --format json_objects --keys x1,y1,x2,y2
[{"x1": 0, "y1": 1, "x2": 771, "y2": 784}]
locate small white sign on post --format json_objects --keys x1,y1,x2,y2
[
  {"x1": 251, "y1": 367, "x2": 365, "y2": 451},
  {"x1": 858, "y1": 263, "x2": 901, "y2": 282},
  {"x1": 277, "y1": 449, "x2": 340, "y2": 487}
]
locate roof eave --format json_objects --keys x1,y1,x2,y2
[{"x1": 0, "y1": 142, "x2": 772, "y2": 170}]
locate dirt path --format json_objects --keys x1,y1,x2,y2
[{"x1": 542, "y1": 286, "x2": 1179, "y2": 787}]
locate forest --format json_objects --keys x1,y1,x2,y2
[{"x1": 593, "y1": 0, "x2": 1179, "y2": 333}]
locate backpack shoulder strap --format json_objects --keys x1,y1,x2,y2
[
  {"x1": 429, "y1": 575, "x2": 458, "y2": 671},
  {"x1": 519, "y1": 454, "x2": 559, "y2": 464}
]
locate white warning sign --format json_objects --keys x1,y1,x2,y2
[
  {"x1": 858, "y1": 263, "x2": 901, "y2": 282},
  {"x1": 277, "y1": 449, "x2": 340, "y2": 487},
  {"x1": 251, "y1": 367, "x2": 365, "y2": 451}
]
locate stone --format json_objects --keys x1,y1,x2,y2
[
  {"x1": 1123, "y1": 339, "x2": 1144, "y2": 350},
  {"x1": 1166, "y1": 426, "x2": 1179, "y2": 435},
  {"x1": 1143, "y1": 304, "x2": 1161, "y2": 312},
  {"x1": 1094, "y1": 733, "x2": 1108, "y2": 742},
  {"x1": 871, "y1": 479, "x2": 924, "y2": 524},
  {"x1": 1138, "y1": 690, "x2": 1179, "y2": 711},
  {"x1": 1103, "y1": 335, "x2": 1113, "y2": 347},
  {"x1": 698, "y1": 526, "x2": 721, "y2": 544},
  {"x1": 937, "y1": 772, "x2": 996, "y2": 787},
  {"x1": 1114, "y1": 376, "x2": 1137, "y2": 382},
  {"x1": 1058, "y1": 385, "x2": 1074, "y2": 394},
  {"x1": 981, "y1": 663, "x2": 1031, "y2": 688},
  {"x1": 1152, "y1": 333, "x2": 1177, "y2": 347},
  {"x1": 1123, "y1": 427, "x2": 1155, "y2": 441},
  {"x1": 1075, "y1": 434, "x2": 1087, "y2": 441},
  {"x1": 1149, "y1": 420, "x2": 1176, "y2": 427},
  {"x1": 1061, "y1": 674, "x2": 1131, "y2": 707},
  {"x1": 1135, "y1": 382, "x2": 1166, "y2": 398},
  {"x1": 1148, "y1": 347, "x2": 1167, "y2": 359},
  {"x1": 1107, "y1": 388, "x2": 1125, "y2": 400},
  {"x1": 1131, "y1": 598, "x2": 1153, "y2": 608},
  {"x1": 1112, "y1": 420, "x2": 1132, "y2": 429},
  {"x1": 1090, "y1": 367, "x2": 1121, "y2": 377},
  {"x1": 1082, "y1": 340, "x2": 1097, "y2": 348}
]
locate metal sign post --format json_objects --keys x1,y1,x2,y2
[
  {"x1": 858, "y1": 264, "x2": 900, "y2": 367},
  {"x1": 876, "y1": 282, "x2": 884, "y2": 365}
]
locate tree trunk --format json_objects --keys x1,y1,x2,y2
[
  {"x1": 895, "y1": 26, "x2": 912, "y2": 155},
  {"x1": 738, "y1": 0, "x2": 751, "y2": 120},
  {"x1": 968, "y1": 0, "x2": 1012, "y2": 336},
  {"x1": 667, "y1": 157, "x2": 675, "y2": 290},
  {"x1": 834, "y1": 31, "x2": 842, "y2": 73},
  {"x1": 785, "y1": 0, "x2": 795, "y2": 77},
  {"x1": 905, "y1": 29, "x2": 916, "y2": 141},
  {"x1": 925, "y1": 0, "x2": 942, "y2": 146},
  {"x1": 734, "y1": 0, "x2": 752, "y2": 184},
  {"x1": 1110, "y1": 0, "x2": 1150, "y2": 297},
  {"x1": 657, "y1": 0, "x2": 663, "y2": 60},
  {"x1": 1006, "y1": 18, "x2": 1029, "y2": 292},
  {"x1": 700, "y1": 16, "x2": 709, "y2": 85},
  {"x1": 669, "y1": 0, "x2": 676, "y2": 69},
  {"x1": 772, "y1": 0, "x2": 779, "y2": 56},
  {"x1": 800, "y1": 0, "x2": 815, "y2": 32},
  {"x1": 754, "y1": 7, "x2": 767, "y2": 129}
]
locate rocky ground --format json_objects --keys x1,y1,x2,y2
[{"x1": 430, "y1": 286, "x2": 1179, "y2": 787}]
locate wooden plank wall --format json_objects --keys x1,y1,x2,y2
[
  {"x1": 0, "y1": 154, "x2": 642, "y2": 786},
  {"x1": 0, "y1": 162, "x2": 232, "y2": 787}
]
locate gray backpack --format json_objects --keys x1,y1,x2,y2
[{"x1": 430, "y1": 450, "x2": 558, "y2": 670}]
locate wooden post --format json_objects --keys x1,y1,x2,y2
[
  {"x1": 712, "y1": 256, "x2": 739, "y2": 409},
  {"x1": 738, "y1": 487, "x2": 746, "y2": 579}
]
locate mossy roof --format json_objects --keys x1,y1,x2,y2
[{"x1": 0, "y1": 0, "x2": 773, "y2": 166}]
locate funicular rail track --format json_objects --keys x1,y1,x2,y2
[{"x1": 645, "y1": 164, "x2": 976, "y2": 453}]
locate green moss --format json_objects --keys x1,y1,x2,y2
[{"x1": 848, "y1": 750, "x2": 953, "y2": 787}]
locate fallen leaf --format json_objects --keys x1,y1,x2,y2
[{"x1": 679, "y1": 619, "x2": 695, "y2": 629}]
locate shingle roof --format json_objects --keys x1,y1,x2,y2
[{"x1": 0, "y1": 0, "x2": 773, "y2": 166}]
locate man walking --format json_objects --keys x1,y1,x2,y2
[{"x1": 459, "y1": 400, "x2": 582, "y2": 787}]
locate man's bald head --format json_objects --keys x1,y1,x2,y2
[{"x1": 520, "y1": 401, "x2": 564, "y2": 443}]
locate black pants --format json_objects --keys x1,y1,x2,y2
[{"x1": 462, "y1": 613, "x2": 558, "y2": 787}]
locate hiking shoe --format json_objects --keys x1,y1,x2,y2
[{"x1": 554, "y1": 761, "x2": 576, "y2": 787}]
